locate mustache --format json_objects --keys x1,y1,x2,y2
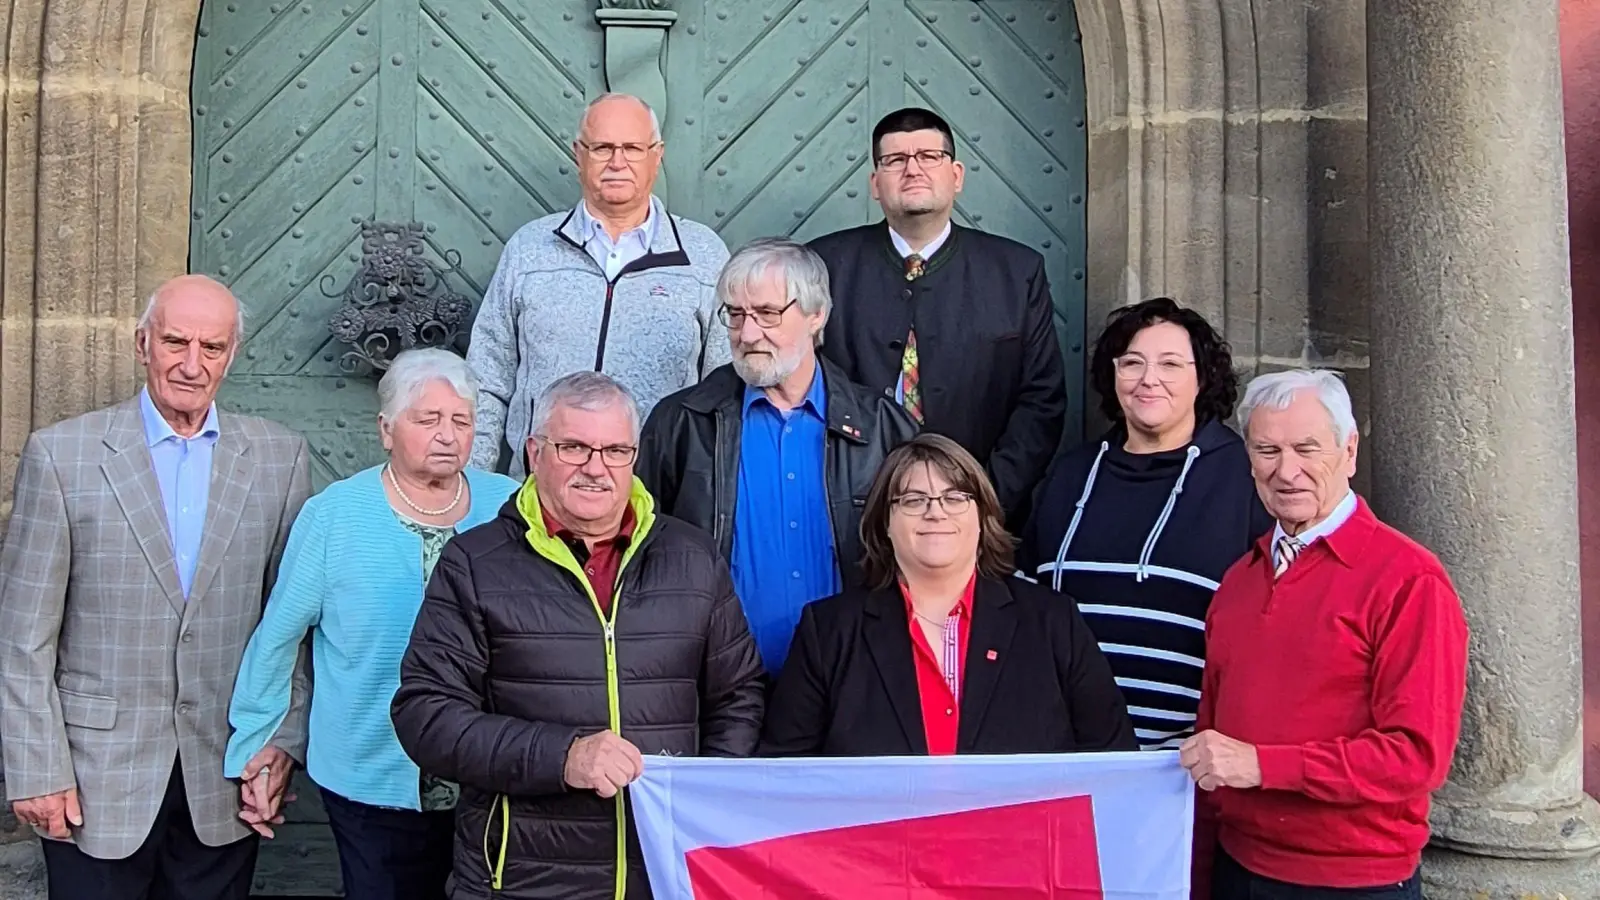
[{"x1": 569, "y1": 475, "x2": 613, "y2": 489}]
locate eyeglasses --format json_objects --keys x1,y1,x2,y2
[
  {"x1": 576, "y1": 140, "x2": 661, "y2": 162},
  {"x1": 718, "y1": 299, "x2": 798, "y2": 330},
  {"x1": 892, "y1": 490, "x2": 975, "y2": 516},
  {"x1": 874, "y1": 149, "x2": 953, "y2": 171},
  {"x1": 1113, "y1": 355, "x2": 1196, "y2": 382},
  {"x1": 535, "y1": 436, "x2": 638, "y2": 467}
]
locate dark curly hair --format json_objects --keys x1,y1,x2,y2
[{"x1": 1089, "y1": 297, "x2": 1239, "y2": 425}]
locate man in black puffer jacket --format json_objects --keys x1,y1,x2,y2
[{"x1": 392, "y1": 372, "x2": 764, "y2": 900}]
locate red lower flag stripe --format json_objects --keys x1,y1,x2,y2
[{"x1": 684, "y1": 794, "x2": 1105, "y2": 899}]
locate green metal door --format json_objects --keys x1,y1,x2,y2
[
  {"x1": 672, "y1": 0, "x2": 1088, "y2": 440},
  {"x1": 191, "y1": 0, "x2": 600, "y2": 492},
  {"x1": 191, "y1": 1, "x2": 1084, "y2": 895}
]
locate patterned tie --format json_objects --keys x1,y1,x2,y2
[
  {"x1": 1273, "y1": 535, "x2": 1304, "y2": 579},
  {"x1": 900, "y1": 254, "x2": 925, "y2": 423}
]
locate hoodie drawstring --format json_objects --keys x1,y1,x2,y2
[
  {"x1": 1051, "y1": 442, "x2": 1109, "y2": 591},
  {"x1": 1135, "y1": 445, "x2": 1201, "y2": 581}
]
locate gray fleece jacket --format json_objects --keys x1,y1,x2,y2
[{"x1": 465, "y1": 195, "x2": 731, "y2": 476}]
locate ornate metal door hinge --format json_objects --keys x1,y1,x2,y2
[{"x1": 326, "y1": 221, "x2": 473, "y2": 376}]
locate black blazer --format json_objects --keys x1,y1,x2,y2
[
  {"x1": 809, "y1": 222, "x2": 1067, "y2": 525},
  {"x1": 759, "y1": 575, "x2": 1138, "y2": 756}
]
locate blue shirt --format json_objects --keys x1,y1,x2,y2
[
  {"x1": 139, "y1": 387, "x2": 219, "y2": 599},
  {"x1": 574, "y1": 199, "x2": 658, "y2": 280},
  {"x1": 729, "y1": 364, "x2": 841, "y2": 674}
]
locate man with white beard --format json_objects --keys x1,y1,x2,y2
[{"x1": 637, "y1": 237, "x2": 918, "y2": 676}]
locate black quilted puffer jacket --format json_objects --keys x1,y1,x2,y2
[{"x1": 391, "y1": 476, "x2": 765, "y2": 900}]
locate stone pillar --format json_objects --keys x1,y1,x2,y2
[{"x1": 1368, "y1": 1, "x2": 1600, "y2": 896}]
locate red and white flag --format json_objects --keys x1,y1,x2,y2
[{"x1": 631, "y1": 751, "x2": 1193, "y2": 899}]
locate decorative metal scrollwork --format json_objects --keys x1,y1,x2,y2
[
  {"x1": 325, "y1": 221, "x2": 473, "y2": 376},
  {"x1": 599, "y1": 0, "x2": 675, "y2": 9}
]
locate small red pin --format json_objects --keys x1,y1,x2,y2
[{"x1": 985, "y1": 649, "x2": 998, "y2": 661}]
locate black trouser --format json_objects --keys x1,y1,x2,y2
[
  {"x1": 40, "y1": 762, "x2": 258, "y2": 900},
  {"x1": 1213, "y1": 848, "x2": 1422, "y2": 900},
  {"x1": 321, "y1": 786, "x2": 454, "y2": 900}
]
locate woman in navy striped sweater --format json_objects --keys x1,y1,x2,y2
[{"x1": 1018, "y1": 298, "x2": 1272, "y2": 750}]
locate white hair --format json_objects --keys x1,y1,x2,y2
[
  {"x1": 136, "y1": 283, "x2": 246, "y2": 351},
  {"x1": 1237, "y1": 368, "x2": 1358, "y2": 444},
  {"x1": 529, "y1": 371, "x2": 642, "y2": 442},
  {"x1": 717, "y1": 237, "x2": 832, "y2": 343},
  {"x1": 377, "y1": 348, "x2": 479, "y2": 422},
  {"x1": 576, "y1": 92, "x2": 661, "y2": 143}
]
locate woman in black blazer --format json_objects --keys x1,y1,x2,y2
[{"x1": 760, "y1": 433, "x2": 1138, "y2": 757}]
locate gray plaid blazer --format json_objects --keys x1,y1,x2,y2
[{"x1": 0, "y1": 395, "x2": 312, "y2": 859}]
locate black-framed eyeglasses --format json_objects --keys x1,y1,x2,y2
[
  {"x1": 577, "y1": 140, "x2": 661, "y2": 162},
  {"x1": 892, "y1": 489, "x2": 975, "y2": 516},
  {"x1": 718, "y1": 299, "x2": 798, "y2": 330},
  {"x1": 874, "y1": 149, "x2": 953, "y2": 171},
  {"x1": 535, "y1": 436, "x2": 638, "y2": 467}
]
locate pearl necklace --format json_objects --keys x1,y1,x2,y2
[{"x1": 386, "y1": 464, "x2": 464, "y2": 517}]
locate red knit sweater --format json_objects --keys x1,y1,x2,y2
[{"x1": 1194, "y1": 497, "x2": 1468, "y2": 889}]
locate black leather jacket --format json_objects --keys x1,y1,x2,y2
[{"x1": 636, "y1": 359, "x2": 919, "y2": 586}]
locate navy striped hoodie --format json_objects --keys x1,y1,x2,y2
[{"x1": 1017, "y1": 418, "x2": 1273, "y2": 750}]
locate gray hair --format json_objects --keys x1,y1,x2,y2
[
  {"x1": 529, "y1": 371, "x2": 642, "y2": 442},
  {"x1": 377, "y1": 348, "x2": 479, "y2": 421},
  {"x1": 1237, "y1": 368, "x2": 1359, "y2": 445},
  {"x1": 577, "y1": 92, "x2": 661, "y2": 143},
  {"x1": 717, "y1": 237, "x2": 832, "y2": 343}
]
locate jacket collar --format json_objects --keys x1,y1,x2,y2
[
  {"x1": 552, "y1": 194, "x2": 691, "y2": 277},
  {"x1": 680, "y1": 357, "x2": 874, "y2": 446}
]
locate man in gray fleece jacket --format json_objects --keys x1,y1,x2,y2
[{"x1": 466, "y1": 93, "x2": 731, "y2": 476}]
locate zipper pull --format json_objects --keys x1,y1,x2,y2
[{"x1": 604, "y1": 622, "x2": 615, "y2": 644}]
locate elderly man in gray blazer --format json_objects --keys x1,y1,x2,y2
[{"x1": 0, "y1": 274, "x2": 313, "y2": 900}]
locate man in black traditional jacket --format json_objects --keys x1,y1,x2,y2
[{"x1": 807, "y1": 107, "x2": 1067, "y2": 525}]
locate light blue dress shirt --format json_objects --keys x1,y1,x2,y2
[
  {"x1": 574, "y1": 200, "x2": 658, "y2": 280},
  {"x1": 139, "y1": 386, "x2": 219, "y2": 599}
]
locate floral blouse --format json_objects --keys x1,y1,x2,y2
[{"x1": 396, "y1": 512, "x2": 460, "y2": 813}]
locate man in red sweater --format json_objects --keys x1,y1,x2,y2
[{"x1": 1178, "y1": 368, "x2": 1469, "y2": 900}]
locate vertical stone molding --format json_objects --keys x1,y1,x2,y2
[
  {"x1": 1369, "y1": 0, "x2": 1600, "y2": 896},
  {"x1": 0, "y1": 0, "x2": 199, "y2": 524},
  {"x1": 594, "y1": 0, "x2": 677, "y2": 203},
  {"x1": 1075, "y1": 0, "x2": 1370, "y2": 441}
]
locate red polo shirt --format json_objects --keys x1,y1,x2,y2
[
  {"x1": 902, "y1": 574, "x2": 976, "y2": 756},
  {"x1": 541, "y1": 507, "x2": 636, "y2": 614}
]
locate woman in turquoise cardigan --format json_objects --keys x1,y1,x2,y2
[{"x1": 224, "y1": 348, "x2": 519, "y2": 900}]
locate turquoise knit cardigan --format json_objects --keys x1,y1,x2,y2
[{"x1": 223, "y1": 464, "x2": 519, "y2": 809}]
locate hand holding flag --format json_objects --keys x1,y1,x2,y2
[{"x1": 564, "y1": 730, "x2": 644, "y2": 798}]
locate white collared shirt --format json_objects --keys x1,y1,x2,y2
[
  {"x1": 1272, "y1": 489, "x2": 1357, "y2": 552},
  {"x1": 889, "y1": 221, "x2": 952, "y2": 260},
  {"x1": 575, "y1": 201, "x2": 657, "y2": 280}
]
